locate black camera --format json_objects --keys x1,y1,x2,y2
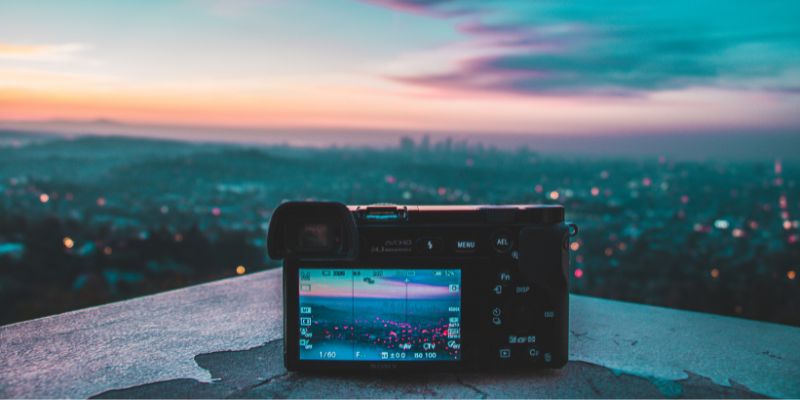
[{"x1": 268, "y1": 201, "x2": 576, "y2": 372}]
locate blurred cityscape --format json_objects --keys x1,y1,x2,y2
[{"x1": 0, "y1": 131, "x2": 797, "y2": 326}]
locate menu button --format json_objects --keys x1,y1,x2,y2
[{"x1": 455, "y1": 239, "x2": 477, "y2": 252}]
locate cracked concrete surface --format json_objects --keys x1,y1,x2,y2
[
  {"x1": 92, "y1": 340, "x2": 767, "y2": 399},
  {"x1": 1, "y1": 271, "x2": 282, "y2": 398},
  {"x1": 2, "y1": 269, "x2": 799, "y2": 398}
]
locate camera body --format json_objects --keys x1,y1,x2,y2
[{"x1": 268, "y1": 201, "x2": 574, "y2": 372}]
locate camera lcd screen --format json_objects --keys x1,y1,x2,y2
[{"x1": 298, "y1": 268, "x2": 462, "y2": 362}]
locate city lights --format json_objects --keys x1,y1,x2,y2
[
  {"x1": 693, "y1": 223, "x2": 704, "y2": 232},
  {"x1": 3, "y1": 135, "x2": 799, "y2": 329}
]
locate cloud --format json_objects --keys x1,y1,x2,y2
[
  {"x1": 370, "y1": 0, "x2": 800, "y2": 96},
  {"x1": 0, "y1": 42, "x2": 89, "y2": 62},
  {"x1": 362, "y1": 0, "x2": 468, "y2": 17}
]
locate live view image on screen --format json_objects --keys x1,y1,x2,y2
[{"x1": 298, "y1": 268, "x2": 461, "y2": 361}]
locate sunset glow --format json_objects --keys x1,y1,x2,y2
[{"x1": 1, "y1": 0, "x2": 799, "y2": 138}]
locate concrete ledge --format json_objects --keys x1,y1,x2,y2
[{"x1": 1, "y1": 269, "x2": 798, "y2": 398}]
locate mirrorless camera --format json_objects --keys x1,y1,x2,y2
[{"x1": 267, "y1": 201, "x2": 576, "y2": 371}]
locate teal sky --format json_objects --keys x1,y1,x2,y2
[{"x1": 1, "y1": 0, "x2": 798, "y2": 136}]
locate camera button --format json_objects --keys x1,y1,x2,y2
[
  {"x1": 415, "y1": 237, "x2": 442, "y2": 254},
  {"x1": 498, "y1": 348, "x2": 511, "y2": 359},
  {"x1": 528, "y1": 347, "x2": 540, "y2": 359},
  {"x1": 512, "y1": 305, "x2": 535, "y2": 331},
  {"x1": 491, "y1": 230, "x2": 513, "y2": 253},
  {"x1": 490, "y1": 306, "x2": 506, "y2": 326},
  {"x1": 497, "y1": 271, "x2": 513, "y2": 283},
  {"x1": 492, "y1": 284, "x2": 504, "y2": 296},
  {"x1": 514, "y1": 285, "x2": 531, "y2": 295},
  {"x1": 454, "y1": 239, "x2": 478, "y2": 253}
]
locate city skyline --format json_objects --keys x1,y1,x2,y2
[{"x1": 1, "y1": 0, "x2": 799, "y2": 139}]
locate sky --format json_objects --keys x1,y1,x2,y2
[{"x1": 1, "y1": 0, "x2": 799, "y2": 137}]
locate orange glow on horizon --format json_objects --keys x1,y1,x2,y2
[
  {"x1": 3, "y1": 79, "x2": 797, "y2": 136},
  {"x1": 0, "y1": 43, "x2": 48, "y2": 55}
]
